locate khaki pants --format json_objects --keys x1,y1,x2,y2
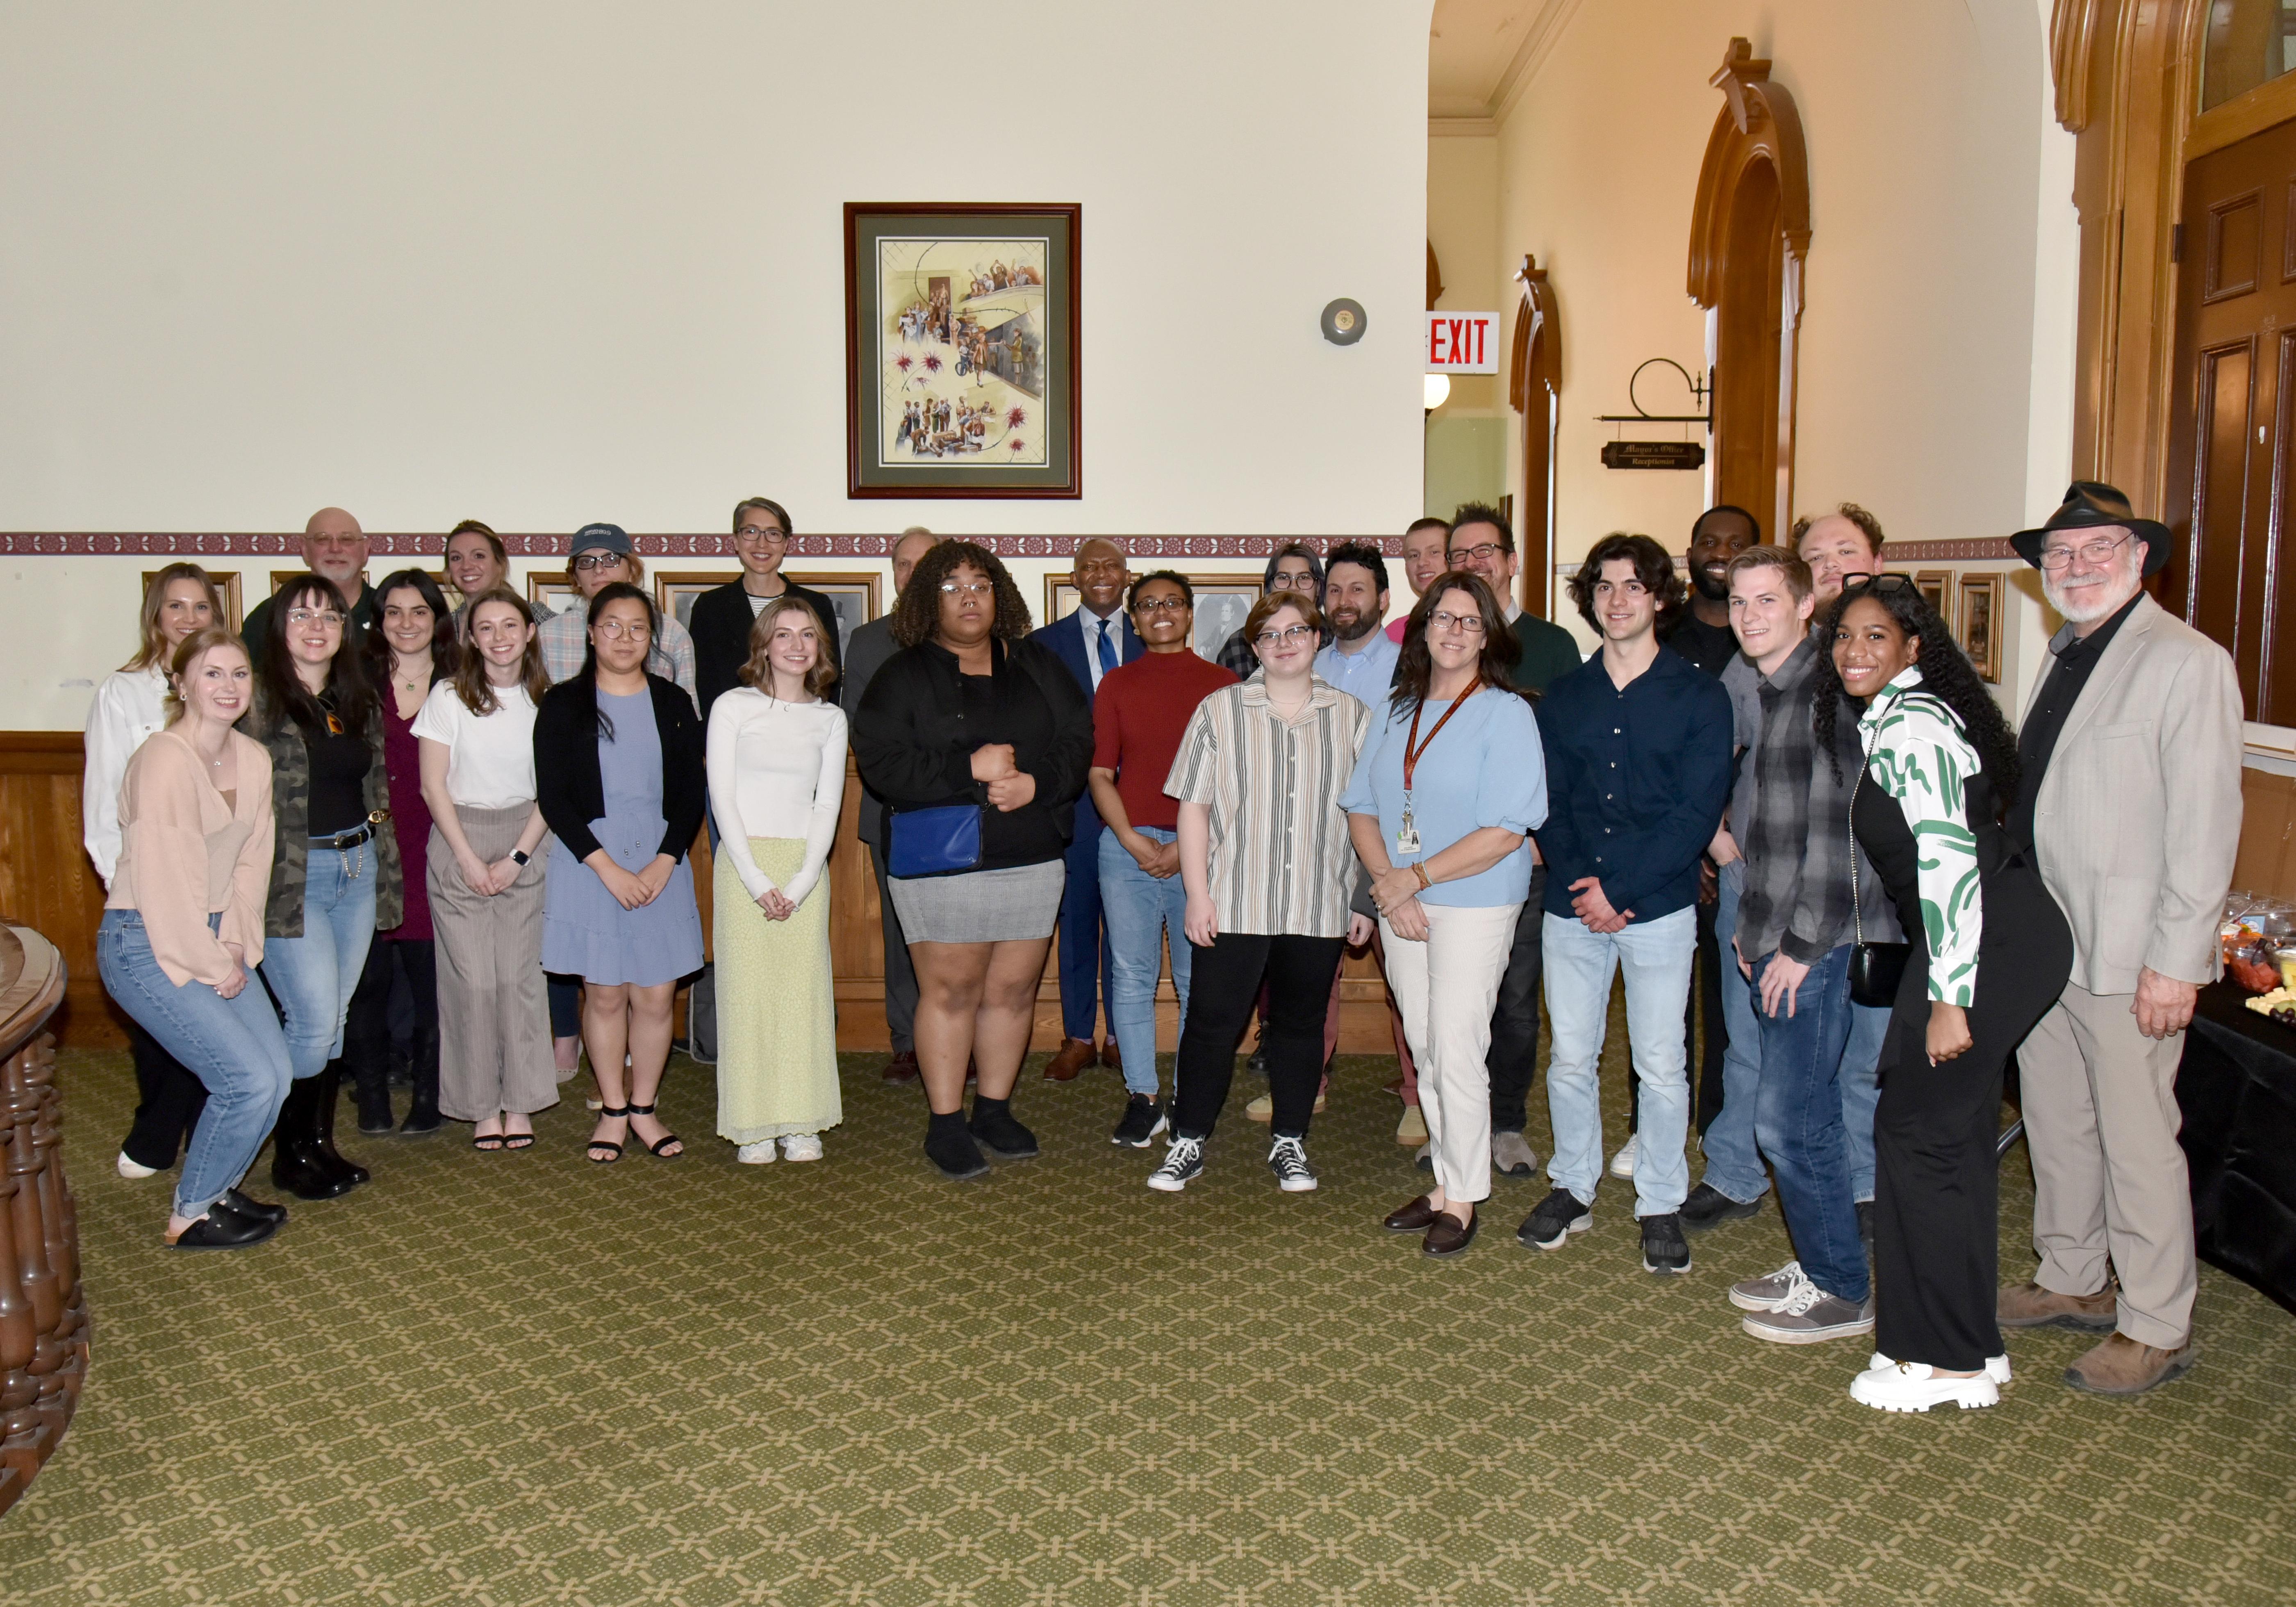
[
  {"x1": 2019, "y1": 982, "x2": 2197, "y2": 1348},
  {"x1": 1381, "y1": 902, "x2": 1521, "y2": 1208}
]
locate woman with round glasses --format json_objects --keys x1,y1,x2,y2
[
  {"x1": 536, "y1": 582, "x2": 706, "y2": 1163},
  {"x1": 1342, "y1": 571, "x2": 1546, "y2": 1255},
  {"x1": 850, "y1": 541, "x2": 1093, "y2": 1181},
  {"x1": 1149, "y1": 591, "x2": 1372, "y2": 1196}
]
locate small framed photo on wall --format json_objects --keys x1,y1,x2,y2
[
  {"x1": 784, "y1": 573, "x2": 882, "y2": 664},
  {"x1": 526, "y1": 572, "x2": 579, "y2": 620},
  {"x1": 1914, "y1": 570, "x2": 1954, "y2": 633},
  {"x1": 653, "y1": 572, "x2": 741, "y2": 635},
  {"x1": 1045, "y1": 573, "x2": 1261, "y2": 663},
  {"x1": 148, "y1": 569, "x2": 243, "y2": 633},
  {"x1": 1957, "y1": 572, "x2": 2002, "y2": 683}
]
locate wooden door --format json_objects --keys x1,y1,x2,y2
[{"x1": 2165, "y1": 117, "x2": 2296, "y2": 723}]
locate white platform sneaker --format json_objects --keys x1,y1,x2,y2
[
  {"x1": 1868, "y1": 1350, "x2": 2012, "y2": 1386},
  {"x1": 1850, "y1": 1360, "x2": 2002, "y2": 1413}
]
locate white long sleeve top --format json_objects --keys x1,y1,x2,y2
[
  {"x1": 83, "y1": 666, "x2": 171, "y2": 888},
  {"x1": 705, "y1": 688, "x2": 848, "y2": 905}
]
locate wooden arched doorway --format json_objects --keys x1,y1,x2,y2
[
  {"x1": 1509, "y1": 253, "x2": 1561, "y2": 618},
  {"x1": 1688, "y1": 38, "x2": 1811, "y2": 541}
]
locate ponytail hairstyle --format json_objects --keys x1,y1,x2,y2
[{"x1": 162, "y1": 626, "x2": 251, "y2": 726}]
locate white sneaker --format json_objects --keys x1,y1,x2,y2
[
  {"x1": 1609, "y1": 1136, "x2": 1637, "y2": 1178},
  {"x1": 116, "y1": 1150, "x2": 159, "y2": 1180},
  {"x1": 1850, "y1": 1360, "x2": 2002, "y2": 1413},
  {"x1": 736, "y1": 1141, "x2": 777, "y2": 1165},
  {"x1": 1870, "y1": 1350, "x2": 2012, "y2": 1386},
  {"x1": 780, "y1": 1133, "x2": 823, "y2": 1162}
]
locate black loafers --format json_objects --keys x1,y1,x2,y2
[
  {"x1": 1384, "y1": 1194, "x2": 1441, "y2": 1233},
  {"x1": 216, "y1": 1188, "x2": 289, "y2": 1226},
  {"x1": 170, "y1": 1210, "x2": 280, "y2": 1251},
  {"x1": 1423, "y1": 1210, "x2": 1479, "y2": 1257}
]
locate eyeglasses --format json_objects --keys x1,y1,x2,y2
[
  {"x1": 285, "y1": 609, "x2": 346, "y2": 628},
  {"x1": 572, "y1": 553, "x2": 626, "y2": 572},
  {"x1": 1133, "y1": 596, "x2": 1190, "y2": 615},
  {"x1": 1428, "y1": 609, "x2": 1486, "y2": 634},
  {"x1": 1254, "y1": 624, "x2": 1316, "y2": 648},
  {"x1": 1268, "y1": 572, "x2": 1318, "y2": 592},
  {"x1": 1448, "y1": 543, "x2": 1507, "y2": 564},
  {"x1": 940, "y1": 580, "x2": 994, "y2": 598},
  {"x1": 2039, "y1": 532, "x2": 2136, "y2": 572},
  {"x1": 735, "y1": 525, "x2": 788, "y2": 545},
  {"x1": 596, "y1": 619, "x2": 652, "y2": 641}
]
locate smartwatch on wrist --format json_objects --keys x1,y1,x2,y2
[{"x1": 511, "y1": 849, "x2": 531, "y2": 866}]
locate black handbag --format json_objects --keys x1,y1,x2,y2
[{"x1": 1846, "y1": 764, "x2": 1911, "y2": 1009}]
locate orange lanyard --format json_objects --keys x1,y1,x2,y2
[{"x1": 1402, "y1": 680, "x2": 1478, "y2": 794}]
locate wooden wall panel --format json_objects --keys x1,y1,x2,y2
[
  {"x1": 0, "y1": 736, "x2": 118, "y2": 1046},
  {"x1": 2234, "y1": 766, "x2": 2296, "y2": 900}
]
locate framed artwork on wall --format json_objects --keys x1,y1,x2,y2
[
  {"x1": 653, "y1": 572, "x2": 741, "y2": 635},
  {"x1": 526, "y1": 572, "x2": 578, "y2": 620},
  {"x1": 1913, "y1": 570, "x2": 1954, "y2": 633},
  {"x1": 1957, "y1": 572, "x2": 2002, "y2": 683},
  {"x1": 148, "y1": 569, "x2": 243, "y2": 633},
  {"x1": 1044, "y1": 574, "x2": 1261, "y2": 663},
  {"x1": 844, "y1": 202, "x2": 1081, "y2": 499},
  {"x1": 786, "y1": 573, "x2": 882, "y2": 664}
]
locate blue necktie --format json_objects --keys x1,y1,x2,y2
[{"x1": 1094, "y1": 617, "x2": 1116, "y2": 679}]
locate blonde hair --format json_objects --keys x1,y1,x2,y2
[
  {"x1": 737, "y1": 595, "x2": 840, "y2": 701},
  {"x1": 127, "y1": 563, "x2": 227, "y2": 672},
  {"x1": 163, "y1": 626, "x2": 250, "y2": 725}
]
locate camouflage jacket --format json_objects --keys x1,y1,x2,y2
[{"x1": 243, "y1": 684, "x2": 404, "y2": 938}]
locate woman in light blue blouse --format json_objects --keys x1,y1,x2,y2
[{"x1": 1343, "y1": 570, "x2": 1547, "y2": 1257}]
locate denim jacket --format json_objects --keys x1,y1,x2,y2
[{"x1": 243, "y1": 684, "x2": 404, "y2": 938}]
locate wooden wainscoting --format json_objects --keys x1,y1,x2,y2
[{"x1": 4, "y1": 737, "x2": 1400, "y2": 1054}]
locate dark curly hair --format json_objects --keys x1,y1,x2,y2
[
  {"x1": 1567, "y1": 532, "x2": 1684, "y2": 634},
  {"x1": 888, "y1": 540, "x2": 1032, "y2": 647},
  {"x1": 1810, "y1": 577, "x2": 2020, "y2": 816},
  {"x1": 1390, "y1": 570, "x2": 1527, "y2": 713}
]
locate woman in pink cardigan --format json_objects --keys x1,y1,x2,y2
[{"x1": 96, "y1": 625, "x2": 296, "y2": 1250}]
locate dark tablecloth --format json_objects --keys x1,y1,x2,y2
[{"x1": 2178, "y1": 982, "x2": 2296, "y2": 1315}]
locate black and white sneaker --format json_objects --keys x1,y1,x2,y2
[
  {"x1": 1267, "y1": 1135, "x2": 1318, "y2": 1192},
  {"x1": 1640, "y1": 1211, "x2": 1692, "y2": 1275},
  {"x1": 1680, "y1": 1181, "x2": 1763, "y2": 1231},
  {"x1": 1111, "y1": 1094, "x2": 1168, "y2": 1148},
  {"x1": 1147, "y1": 1135, "x2": 1205, "y2": 1192},
  {"x1": 1518, "y1": 1188, "x2": 1593, "y2": 1249}
]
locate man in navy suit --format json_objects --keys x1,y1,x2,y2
[{"x1": 1029, "y1": 537, "x2": 1143, "y2": 1081}]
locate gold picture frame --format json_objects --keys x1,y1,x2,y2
[
  {"x1": 525, "y1": 572, "x2": 579, "y2": 620},
  {"x1": 1956, "y1": 572, "x2": 2002, "y2": 684},
  {"x1": 652, "y1": 571, "x2": 881, "y2": 663},
  {"x1": 1913, "y1": 570, "x2": 1954, "y2": 634},
  {"x1": 1044, "y1": 572, "x2": 1262, "y2": 661},
  {"x1": 145, "y1": 568, "x2": 244, "y2": 633}
]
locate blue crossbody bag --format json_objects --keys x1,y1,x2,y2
[{"x1": 888, "y1": 803, "x2": 984, "y2": 878}]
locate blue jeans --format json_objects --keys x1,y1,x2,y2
[
  {"x1": 259, "y1": 841, "x2": 378, "y2": 1078},
  {"x1": 1841, "y1": 1003, "x2": 1886, "y2": 1202},
  {"x1": 1543, "y1": 906, "x2": 1695, "y2": 1216},
  {"x1": 1055, "y1": 823, "x2": 1114, "y2": 1042},
  {"x1": 1699, "y1": 859, "x2": 1770, "y2": 1203},
  {"x1": 98, "y1": 909, "x2": 294, "y2": 1219},
  {"x1": 1749, "y1": 944, "x2": 1868, "y2": 1303},
  {"x1": 1098, "y1": 826, "x2": 1191, "y2": 1099}
]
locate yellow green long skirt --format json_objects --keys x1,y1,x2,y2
[{"x1": 713, "y1": 838, "x2": 841, "y2": 1144}]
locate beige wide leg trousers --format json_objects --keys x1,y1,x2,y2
[{"x1": 1379, "y1": 901, "x2": 1522, "y2": 1207}]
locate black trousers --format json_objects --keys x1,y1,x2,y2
[
  {"x1": 118, "y1": 1010, "x2": 208, "y2": 1170},
  {"x1": 346, "y1": 938, "x2": 438, "y2": 1107},
  {"x1": 1173, "y1": 932, "x2": 1343, "y2": 1141},
  {"x1": 868, "y1": 843, "x2": 921, "y2": 1053},
  {"x1": 1686, "y1": 891, "x2": 1728, "y2": 1134},
  {"x1": 1873, "y1": 862, "x2": 2071, "y2": 1372},
  {"x1": 1486, "y1": 866, "x2": 1547, "y2": 1133}
]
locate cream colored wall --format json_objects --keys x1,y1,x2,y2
[{"x1": 0, "y1": 1, "x2": 1435, "y2": 729}]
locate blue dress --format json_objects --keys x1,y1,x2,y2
[{"x1": 541, "y1": 689, "x2": 704, "y2": 985}]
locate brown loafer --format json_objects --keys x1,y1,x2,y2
[
  {"x1": 1423, "y1": 1210, "x2": 1479, "y2": 1258},
  {"x1": 1997, "y1": 1280, "x2": 2117, "y2": 1333},
  {"x1": 2064, "y1": 1332, "x2": 2197, "y2": 1395},
  {"x1": 881, "y1": 1050, "x2": 921, "y2": 1085},
  {"x1": 1042, "y1": 1038, "x2": 1097, "y2": 1082},
  {"x1": 1100, "y1": 1039, "x2": 1123, "y2": 1074},
  {"x1": 1384, "y1": 1193, "x2": 1440, "y2": 1232}
]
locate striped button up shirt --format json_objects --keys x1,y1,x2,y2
[{"x1": 1165, "y1": 678, "x2": 1370, "y2": 938}]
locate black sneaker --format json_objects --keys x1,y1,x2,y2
[
  {"x1": 1247, "y1": 1048, "x2": 1269, "y2": 1076},
  {"x1": 1641, "y1": 1212, "x2": 1693, "y2": 1275},
  {"x1": 1110, "y1": 1094, "x2": 1168, "y2": 1148},
  {"x1": 969, "y1": 1105, "x2": 1041, "y2": 1160},
  {"x1": 1680, "y1": 1181, "x2": 1764, "y2": 1232},
  {"x1": 1518, "y1": 1188, "x2": 1592, "y2": 1249},
  {"x1": 1266, "y1": 1135, "x2": 1318, "y2": 1192},
  {"x1": 925, "y1": 1117, "x2": 990, "y2": 1181},
  {"x1": 1857, "y1": 1199, "x2": 1875, "y2": 1251}
]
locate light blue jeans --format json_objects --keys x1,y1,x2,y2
[
  {"x1": 258, "y1": 841, "x2": 378, "y2": 1078},
  {"x1": 1699, "y1": 859, "x2": 1771, "y2": 1204},
  {"x1": 1543, "y1": 906, "x2": 1696, "y2": 1216},
  {"x1": 1841, "y1": 1003, "x2": 1885, "y2": 1203},
  {"x1": 98, "y1": 909, "x2": 294, "y2": 1219},
  {"x1": 1098, "y1": 826, "x2": 1191, "y2": 1099}
]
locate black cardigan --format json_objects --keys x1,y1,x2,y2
[
  {"x1": 533, "y1": 673, "x2": 707, "y2": 864},
  {"x1": 850, "y1": 636, "x2": 1093, "y2": 869},
  {"x1": 691, "y1": 577, "x2": 846, "y2": 719}
]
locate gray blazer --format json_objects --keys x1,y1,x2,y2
[
  {"x1": 842, "y1": 614, "x2": 900, "y2": 849},
  {"x1": 2021, "y1": 592, "x2": 2244, "y2": 995}
]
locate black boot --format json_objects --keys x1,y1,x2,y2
[
  {"x1": 400, "y1": 1021, "x2": 441, "y2": 1135},
  {"x1": 270, "y1": 1077, "x2": 355, "y2": 1200},
  {"x1": 348, "y1": 1031, "x2": 395, "y2": 1136},
  {"x1": 310, "y1": 1059, "x2": 370, "y2": 1190}
]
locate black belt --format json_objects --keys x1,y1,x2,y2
[{"x1": 310, "y1": 814, "x2": 384, "y2": 852}]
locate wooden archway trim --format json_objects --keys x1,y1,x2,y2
[
  {"x1": 1687, "y1": 38, "x2": 1812, "y2": 308},
  {"x1": 1509, "y1": 253, "x2": 1563, "y2": 618}
]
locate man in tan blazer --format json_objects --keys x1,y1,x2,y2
[{"x1": 2000, "y1": 483, "x2": 2244, "y2": 1396}]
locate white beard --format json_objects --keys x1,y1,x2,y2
[{"x1": 2042, "y1": 560, "x2": 2142, "y2": 626}]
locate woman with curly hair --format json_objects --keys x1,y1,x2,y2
[
  {"x1": 1811, "y1": 577, "x2": 2072, "y2": 1413},
  {"x1": 851, "y1": 540, "x2": 1094, "y2": 1180}
]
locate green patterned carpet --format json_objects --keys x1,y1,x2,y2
[{"x1": 4, "y1": 1016, "x2": 2294, "y2": 1605}]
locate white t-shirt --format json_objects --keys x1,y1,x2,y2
[
  {"x1": 705, "y1": 688, "x2": 848, "y2": 904},
  {"x1": 410, "y1": 679, "x2": 539, "y2": 809}
]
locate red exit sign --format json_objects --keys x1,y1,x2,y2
[{"x1": 1426, "y1": 311, "x2": 1500, "y2": 373}]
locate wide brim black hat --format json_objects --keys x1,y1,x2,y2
[{"x1": 2009, "y1": 482, "x2": 2171, "y2": 577}]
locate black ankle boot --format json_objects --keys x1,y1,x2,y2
[
  {"x1": 925, "y1": 1109, "x2": 988, "y2": 1181},
  {"x1": 968, "y1": 1096, "x2": 1039, "y2": 1160},
  {"x1": 349, "y1": 1037, "x2": 395, "y2": 1135},
  {"x1": 270, "y1": 1077, "x2": 355, "y2": 1200},
  {"x1": 310, "y1": 1060, "x2": 370, "y2": 1190},
  {"x1": 400, "y1": 1024, "x2": 441, "y2": 1135}
]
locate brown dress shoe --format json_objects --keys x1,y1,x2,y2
[
  {"x1": 881, "y1": 1050, "x2": 921, "y2": 1084},
  {"x1": 2064, "y1": 1332, "x2": 2197, "y2": 1395},
  {"x1": 1042, "y1": 1038, "x2": 1097, "y2": 1081},
  {"x1": 1384, "y1": 1194, "x2": 1440, "y2": 1232},
  {"x1": 1100, "y1": 1039, "x2": 1123, "y2": 1073},
  {"x1": 1423, "y1": 1210, "x2": 1479, "y2": 1258},
  {"x1": 1997, "y1": 1280, "x2": 2117, "y2": 1333}
]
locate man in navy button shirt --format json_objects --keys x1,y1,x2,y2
[{"x1": 1518, "y1": 533, "x2": 1732, "y2": 1276}]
